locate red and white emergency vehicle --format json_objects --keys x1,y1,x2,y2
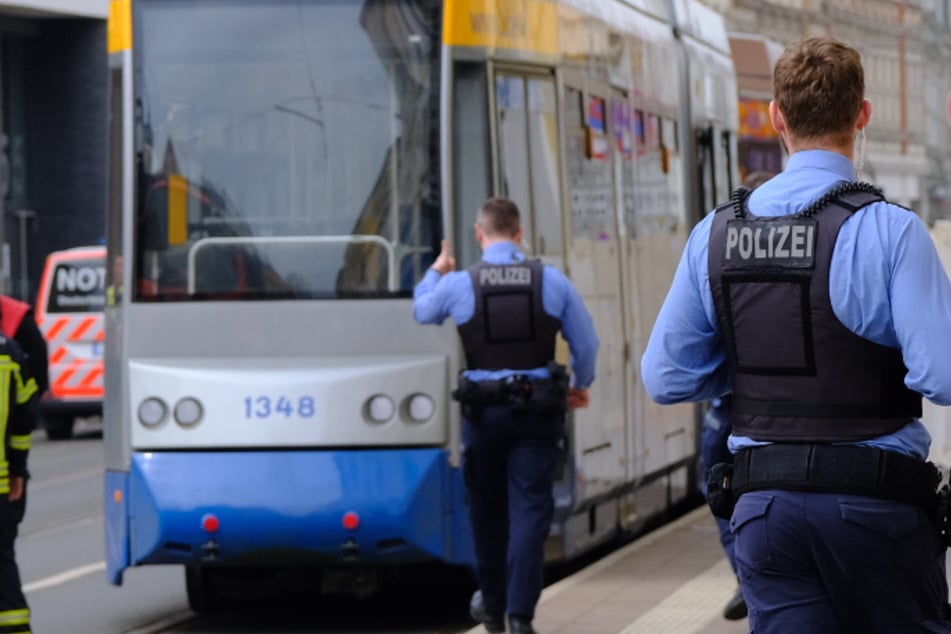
[{"x1": 35, "y1": 246, "x2": 106, "y2": 439}]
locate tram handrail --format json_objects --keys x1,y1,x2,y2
[{"x1": 186, "y1": 234, "x2": 397, "y2": 294}]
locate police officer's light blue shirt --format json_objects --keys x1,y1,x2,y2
[
  {"x1": 414, "y1": 241, "x2": 599, "y2": 388},
  {"x1": 641, "y1": 150, "x2": 951, "y2": 460}
]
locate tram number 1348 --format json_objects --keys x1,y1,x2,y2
[{"x1": 242, "y1": 395, "x2": 317, "y2": 419}]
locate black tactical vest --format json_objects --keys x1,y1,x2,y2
[
  {"x1": 456, "y1": 259, "x2": 562, "y2": 371},
  {"x1": 708, "y1": 182, "x2": 922, "y2": 442}
]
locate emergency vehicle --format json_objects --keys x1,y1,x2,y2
[{"x1": 35, "y1": 246, "x2": 106, "y2": 439}]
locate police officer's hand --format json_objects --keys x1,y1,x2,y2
[
  {"x1": 8, "y1": 476, "x2": 23, "y2": 502},
  {"x1": 568, "y1": 387, "x2": 590, "y2": 409},
  {"x1": 431, "y1": 239, "x2": 456, "y2": 275}
]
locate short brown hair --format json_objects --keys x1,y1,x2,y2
[
  {"x1": 477, "y1": 197, "x2": 521, "y2": 238},
  {"x1": 773, "y1": 37, "x2": 864, "y2": 146}
]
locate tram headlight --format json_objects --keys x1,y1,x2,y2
[
  {"x1": 174, "y1": 397, "x2": 203, "y2": 427},
  {"x1": 364, "y1": 394, "x2": 395, "y2": 423},
  {"x1": 403, "y1": 393, "x2": 435, "y2": 423},
  {"x1": 138, "y1": 398, "x2": 168, "y2": 428}
]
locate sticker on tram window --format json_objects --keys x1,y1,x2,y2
[{"x1": 242, "y1": 395, "x2": 317, "y2": 419}]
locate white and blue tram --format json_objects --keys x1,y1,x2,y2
[{"x1": 103, "y1": 0, "x2": 738, "y2": 609}]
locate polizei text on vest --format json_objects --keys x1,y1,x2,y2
[
  {"x1": 479, "y1": 266, "x2": 533, "y2": 286},
  {"x1": 725, "y1": 219, "x2": 817, "y2": 266}
]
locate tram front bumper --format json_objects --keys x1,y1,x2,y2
[{"x1": 105, "y1": 448, "x2": 472, "y2": 583}]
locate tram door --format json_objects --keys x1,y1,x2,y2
[{"x1": 559, "y1": 81, "x2": 627, "y2": 504}]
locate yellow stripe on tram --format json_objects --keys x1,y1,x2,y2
[
  {"x1": 443, "y1": 0, "x2": 559, "y2": 55},
  {"x1": 108, "y1": 0, "x2": 133, "y2": 54}
]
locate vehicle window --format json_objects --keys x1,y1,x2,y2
[
  {"x1": 46, "y1": 259, "x2": 107, "y2": 314},
  {"x1": 133, "y1": 0, "x2": 442, "y2": 301}
]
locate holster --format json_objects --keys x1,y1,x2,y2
[
  {"x1": 451, "y1": 377, "x2": 485, "y2": 421},
  {"x1": 512, "y1": 362, "x2": 569, "y2": 416},
  {"x1": 706, "y1": 462, "x2": 735, "y2": 520}
]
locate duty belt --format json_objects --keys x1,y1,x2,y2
[
  {"x1": 733, "y1": 444, "x2": 941, "y2": 513},
  {"x1": 452, "y1": 365, "x2": 569, "y2": 418}
]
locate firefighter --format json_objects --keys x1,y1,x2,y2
[
  {"x1": 0, "y1": 294, "x2": 47, "y2": 523},
  {"x1": 0, "y1": 332, "x2": 39, "y2": 634}
]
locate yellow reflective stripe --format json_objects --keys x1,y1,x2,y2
[
  {"x1": 108, "y1": 0, "x2": 133, "y2": 54},
  {"x1": 0, "y1": 364, "x2": 9, "y2": 471},
  {"x1": 15, "y1": 375, "x2": 36, "y2": 405},
  {"x1": 0, "y1": 354, "x2": 38, "y2": 405},
  {"x1": 9, "y1": 435, "x2": 29, "y2": 451},
  {"x1": 0, "y1": 608, "x2": 30, "y2": 626},
  {"x1": 0, "y1": 355, "x2": 27, "y2": 409}
]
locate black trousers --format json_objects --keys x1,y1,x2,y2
[
  {"x1": 462, "y1": 404, "x2": 564, "y2": 621},
  {"x1": 0, "y1": 490, "x2": 29, "y2": 634}
]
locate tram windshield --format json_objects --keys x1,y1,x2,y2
[{"x1": 132, "y1": 0, "x2": 441, "y2": 301}]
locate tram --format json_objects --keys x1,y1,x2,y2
[{"x1": 103, "y1": 0, "x2": 738, "y2": 610}]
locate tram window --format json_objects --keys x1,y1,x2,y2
[
  {"x1": 453, "y1": 63, "x2": 492, "y2": 269},
  {"x1": 494, "y1": 71, "x2": 563, "y2": 257},
  {"x1": 527, "y1": 78, "x2": 562, "y2": 257},
  {"x1": 131, "y1": 1, "x2": 442, "y2": 300},
  {"x1": 495, "y1": 74, "x2": 534, "y2": 251}
]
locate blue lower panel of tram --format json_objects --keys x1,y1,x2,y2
[{"x1": 105, "y1": 449, "x2": 474, "y2": 585}]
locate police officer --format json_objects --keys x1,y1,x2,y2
[
  {"x1": 642, "y1": 37, "x2": 951, "y2": 633},
  {"x1": 414, "y1": 197, "x2": 598, "y2": 634},
  {"x1": 0, "y1": 333, "x2": 39, "y2": 634}
]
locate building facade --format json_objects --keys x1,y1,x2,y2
[
  {"x1": 709, "y1": 0, "x2": 951, "y2": 222},
  {"x1": 0, "y1": 0, "x2": 107, "y2": 301}
]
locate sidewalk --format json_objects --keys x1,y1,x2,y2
[{"x1": 463, "y1": 507, "x2": 747, "y2": 634}]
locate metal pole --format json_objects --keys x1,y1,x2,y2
[{"x1": 14, "y1": 209, "x2": 34, "y2": 300}]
